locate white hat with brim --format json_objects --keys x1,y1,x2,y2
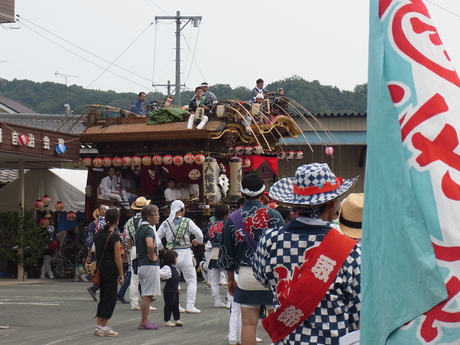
[{"x1": 269, "y1": 163, "x2": 358, "y2": 206}]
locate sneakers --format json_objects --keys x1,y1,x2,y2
[
  {"x1": 165, "y1": 321, "x2": 176, "y2": 327},
  {"x1": 214, "y1": 301, "x2": 227, "y2": 308},
  {"x1": 186, "y1": 307, "x2": 201, "y2": 314},
  {"x1": 256, "y1": 337, "x2": 263, "y2": 343},
  {"x1": 175, "y1": 320, "x2": 183, "y2": 327},
  {"x1": 179, "y1": 306, "x2": 185, "y2": 313},
  {"x1": 94, "y1": 326, "x2": 118, "y2": 337},
  {"x1": 138, "y1": 321, "x2": 158, "y2": 330},
  {"x1": 149, "y1": 306, "x2": 157, "y2": 311},
  {"x1": 87, "y1": 287, "x2": 97, "y2": 301},
  {"x1": 131, "y1": 306, "x2": 140, "y2": 310}
]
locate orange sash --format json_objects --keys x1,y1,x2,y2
[{"x1": 262, "y1": 228, "x2": 356, "y2": 343}]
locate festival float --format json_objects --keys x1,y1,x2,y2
[{"x1": 75, "y1": 92, "x2": 327, "y2": 221}]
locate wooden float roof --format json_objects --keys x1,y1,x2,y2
[{"x1": 80, "y1": 116, "x2": 302, "y2": 144}]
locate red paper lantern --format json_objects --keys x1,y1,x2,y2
[
  {"x1": 235, "y1": 146, "x2": 244, "y2": 156},
  {"x1": 285, "y1": 150, "x2": 295, "y2": 160},
  {"x1": 42, "y1": 195, "x2": 51, "y2": 206},
  {"x1": 92, "y1": 157, "x2": 103, "y2": 168},
  {"x1": 152, "y1": 155, "x2": 163, "y2": 166},
  {"x1": 102, "y1": 157, "x2": 112, "y2": 167},
  {"x1": 55, "y1": 201, "x2": 65, "y2": 212},
  {"x1": 163, "y1": 155, "x2": 173, "y2": 165},
  {"x1": 142, "y1": 156, "x2": 152, "y2": 166},
  {"x1": 325, "y1": 146, "x2": 334, "y2": 155},
  {"x1": 66, "y1": 211, "x2": 76, "y2": 222},
  {"x1": 228, "y1": 147, "x2": 235, "y2": 155},
  {"x1": 244, "y1": 146, "x2": 253, "y2": 155},
  {"x1": 122, "y1": 156, "x2": 132, "y2": 167},
  {"x1": 184, "y1": 153, "x2": 195, "y2": 164},
  {"x1": 34, "y1": 199, "x2": 44, "y2": 211},
  {"x1": 18, "y1": 134, "x2": 29, "y2": 146},
  {"x1": 242, "y1": 157, "x2": 251, "y2": 168},
  {"x1": 277, "y1": 151, "x2": 286, "y2": 160},
  {"x1": 253, "y1": 145, "x2": 263, "y2": 155},
  {"x1": 132, "y1": 156, "x2": 142, "y2": 166},
  {"x1": 40, "y1": 218, "x2": 50, "y2": 228},
  {"x1": 194, "y1": 154, "x2": 205, "y2": 165},
  {"x1": 82, "y1": 157, "x2": 92, "y2": 167},
  {"x1": 173, "y1": 155, "x2": 184, "y2": 166},
  {"x1": 112, "y1": 157, "x2": 122, "y2": 167},
  {"x1": 295, "y1": 150, "x2": 304, "y2": 160}
]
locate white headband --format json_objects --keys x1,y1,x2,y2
[
  {"x1": 241, "y1": 185, "x2": 265, "y2": 197},
  {"x1": 168, "y1": 200, "x2": 185, "y2": 222}
]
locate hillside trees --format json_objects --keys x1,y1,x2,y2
[{"x1": 0, "y1": 76, "x2": 367, "y2": 114}]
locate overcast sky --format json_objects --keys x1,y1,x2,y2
[{"x1": 1, "y1": 0, "x2": 459, "y2": 97}]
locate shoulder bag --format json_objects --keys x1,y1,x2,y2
[{"x1": 91, "y1": 232, "x2": 113, "y2": 286}]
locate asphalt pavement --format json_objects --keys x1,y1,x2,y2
[{"x1": 0, "y1": 278, "x2": 271, "y2": 345}]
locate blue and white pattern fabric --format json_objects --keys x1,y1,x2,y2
[
  {"x1": 129, "y1": 98, "x2": 146, "y2": 116},
  {"x1": 218, "y1": 200, "x2": 284, "y2": 272},
  {"x1": 269, "y1": 163, "x2": 357, "y2": 206},
  {"x1": 253, "y1": 218, "x2": 361, "y2": 345}
]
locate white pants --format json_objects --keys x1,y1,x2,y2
[
  {"x1": 228, "y1": 294, "x2": 242, "y2": 343},
  {"x1": 102, "y1": 192, "x2": 123, "y2": 202},
  {"x1": 129, "y1": 246, "x2": 140, "y2": 308},
  {"x1": 175, "y1": 248, "x2": 197, "y2": 310},
  {"x1": 209, "y1": 268, "x2": 224, "y2": 303},
  {"x1": 121, "y1": 191, "x2": 137, "y2": 203},
  {"x1": 41, "y1": 254, "x2": 53, "y2": 278}
]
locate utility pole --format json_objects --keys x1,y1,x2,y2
[
  {"x1": 55, "y1": 72, "x2": 78, "y2": 104},
  {"x1": 155, "y1": 11, "x2": 202, "y2": 107},
  {"x1": 153, "y1": 80, "x2": 172, "y2": 98}
]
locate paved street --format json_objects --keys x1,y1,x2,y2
[{"x1": 0, "y1": 278, "x2": 271, "y2": 345}]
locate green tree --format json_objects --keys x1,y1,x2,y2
[{"x1": 0, "y1": 208, "x2": 46, "y2": 266}]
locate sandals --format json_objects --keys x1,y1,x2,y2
[{"x1": 138, "y1": 321, "x2": 158, "y2": 330}]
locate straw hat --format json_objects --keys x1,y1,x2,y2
[
  {"x1": 131, "y1": 196, "x2": 151, "y2": 210},
  {"x1": 92, "y1": 208, "x2": 100, "y2": 220},
  {"x1": 269, "y1": 163, "x2": 358, "y2": 206},
  {"x1": 338, "y1": 193, "x2": 364, "y2": 239}
]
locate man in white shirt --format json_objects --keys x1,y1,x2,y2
[
  {"x1": 164, "y1": 179, "x2": 181, "y2": 202},
  {"x1": 99, "y1": 167, "x2": 123, "y2": 203}
]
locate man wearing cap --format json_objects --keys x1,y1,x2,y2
[
  {"x1": 252, "y1": 163, "x2": 361, "y2": 345},
  {"x1": 156, "y1": 200, "x2": 204, "y2": 313},
  {"x1": 123, "y1": 197, "x2": 156, "y2": 310},
  {"x1": 219, "y1": 174, "x2": 284, "y2": 345}
]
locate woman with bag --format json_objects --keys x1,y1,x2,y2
[{"x1": 93, "y1": 207, "x2": 124, "y2": 337}]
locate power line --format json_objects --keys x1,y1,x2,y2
[
  {"x1": 426, "y1": 0, "x2": 460, "y2": 18},
  {"x1": 16, "y1": 15, "x2": 155, "y2": 86}
]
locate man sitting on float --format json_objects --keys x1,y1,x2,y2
[{"x1": 187, "y1": 86, "x2": 212, "y2": 130}]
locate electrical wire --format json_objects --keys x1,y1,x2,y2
[
  {"x1": 425, "y1": 0, "x2": 460, "y2": 18},
  {"x1": 182, "y1": 24, "x2": 206, "y2": 84},
  {"x1": 16, "y1": 15, "x2": 154, "y2": 85},
  {"x1": 82, "y1": 22, "x2": 155, "y2": 92}
]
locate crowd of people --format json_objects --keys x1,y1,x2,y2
[{"x1": 74, "y1": 161, "x2": 363, "y2": 344}]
